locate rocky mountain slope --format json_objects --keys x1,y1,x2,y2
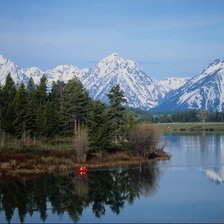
[
  {"x1": 158, "y1": 77, "x2": 189, "y2": 92},
  {"x1": 0, "y1": 53, "x2": 166, "y2": 110},
  {"x1": 155, "y1": 59, "x2": 224, "y2": 112}
]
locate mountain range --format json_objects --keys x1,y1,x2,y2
[{"x1": 0, "y1": 53, "x2": 223, "y2": 112}]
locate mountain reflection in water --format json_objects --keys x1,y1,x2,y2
[{"x1": 0, "y1": 163, "x2": 160, "y2": 223}]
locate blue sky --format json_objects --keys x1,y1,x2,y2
[{"x1": 0, "y1": 0, "x2": 224, "y2": 79}]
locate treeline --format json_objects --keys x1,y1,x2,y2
[
  {"x1": 127, "y1": 108, "x2": 224, "y2": 123},
  {"x1": 154, "y1": 110, "x2": 224, "y2": 123},
  {"x1": 0, "y1": 74, "x2": 144, "y2": 154},
  {"x1": 0, "y1": 74, "x2": 90, "y2": 138}
]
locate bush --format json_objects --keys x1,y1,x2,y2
[
  {"x1": 73, "y1": 128, "x2": 89, "y2": 162},
  {"x1": 128, "y1": 123, "x2": 159, "y2": 158}
]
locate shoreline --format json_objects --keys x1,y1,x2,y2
[{"x1": 0, "y1": 150, "x2": 171, "y2": 178}]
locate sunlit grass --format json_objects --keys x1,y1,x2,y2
[{"x1": 155, "y1": 122, "x2": 224, "y2": 133}]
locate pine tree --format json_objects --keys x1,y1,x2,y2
[
  {"x1": 107, "y1": 85, "x2": 127, "y2": 145},
  {"x1": 50, "y1": 80, "x2": 66, "y2": 135},
  {"x1": 36, "y1": 75, "x2": 48, "y2": 136},
  {"x1": 13, "y1": 82, "x2": 28, "y2": 138},
  {"x1": 61, "y1": 78, "x2": 90, "y2": 135},
  {"x1": 87, "y1": 101, "x2": 112, "y2": 151},
  {"x1": 2, "y1": 73, "x2": 17, "y2": 134},
  {"x1": 44, "y1": 101, "x2": 58, "y2": 137},
  {"x1": 26, "y1": 77, "x2": 37, "y2": 138}
]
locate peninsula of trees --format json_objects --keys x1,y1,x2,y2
[{"x1": 0, "y1": 74, "x2": 168, "y2": 176}]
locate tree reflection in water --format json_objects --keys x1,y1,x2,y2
[{"x1": 0, "y1": 162, "x2": 160, "y2": 223}]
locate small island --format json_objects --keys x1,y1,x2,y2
[{"x1": 0, "y1": 74, "x2": 170, "y2": 177}]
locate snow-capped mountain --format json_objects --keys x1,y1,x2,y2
[
  {"x1": 1, "y1": 53, "x2": 224, "y2": 111},
  {"x1": 46, "y1": 65, "x2": 89, "y2": 83},
  {"x1": 0, "y1": 55, "x2": 29, "y2": 85},
  {"x1": 21, "y1": 67, "x2": 44, "y2": 84},
  {"x1": 0, "y1": 53, "x2": 166, "y2": 110},
  {"x1": 158, "y1": 77, "x2": 189, "y2": 92},
  {"x1": 155, "y1": 59, "x2": 224, "y2": 112},
  {"x1": 84, "y1": 53, "x2": 166, "y2": 109}
]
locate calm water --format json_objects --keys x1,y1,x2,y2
[{"x1": 0, "y1": 134, "x2": 224, "y2": 223}]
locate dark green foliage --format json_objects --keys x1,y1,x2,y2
[
  {"x1": 127, "y1": 107, "x2": 153, "y2": 122},
  {"x1": 154, "y1": 110, "x2": 224, "y2": 123},
  {"x1": 2, "y1": 73, "x2": 17, "y2": 134},
  {"x1": 0, "y1": 75, "x2": 138, "y2": 154},
  {"x1": 60, "y1": 78, "x2": 90, "y2": 136},
  {"x1": 36, "y1": 75, "x2": 48, "y2": 136},
  {"x1": 13, "y1": 82, "x2": 28, "y2": 138},
  {"x1": 45, "y1": 101, "x2": 58, "y2": 137},
  {"x1": 107, "y1": 85, "x2": 128, "y2": 145},
  {"x1": 26, "y1": 78, "x2": 37, "y2": 137},
  {"x1": 87, "y1": 101, "x2": 112, "y2": 151}
]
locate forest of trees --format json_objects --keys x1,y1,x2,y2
[
  {"x1": 0, "y1": 73, "x2": 139, "y2": 154},
  {"x1": 153, "y1": 110, "x2": 224, "y2": 123}
]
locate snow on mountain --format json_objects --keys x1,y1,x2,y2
[
  {"x1": 158, "y1": 77, "x2": 189, "y2": 92},
  {"x1": 0, "y1": 53, "x2": 166, "y2": 109},
  {"x1": 1, "y1": 53, "x2": 224, "y2": 111},
  {"x1": 46, "y1": 65, "x2": 89, "y2": 83},
  {"x1": 155, "y1": 58, "x2": 224, "y2": 112},
  {"x1": 0, "y1": 55, "x2": 29, "y2": 85},
  {"x1": 84, "y1": 53, "x2": 166, "y2": 109},
  {"x1": 22, "y1": 67, "x2": 44, "y2": 83}
]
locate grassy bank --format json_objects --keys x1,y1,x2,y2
[
  {"x1": 155, "y1": 122, "x2": 224, "y2": 133},
  {"x1": 0, "y1": 150, "x2": 170, "y2": 177},
  {"x1": 0, "y1": 123, "x2": 171, "y2": 177}
]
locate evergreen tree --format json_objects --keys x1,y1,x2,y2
[
  {"x1": 61, "y1": 78, "x2": 90, "y2": 135},
  {"x1": 2, "y1": 73, "x2": 17, "y2": 134},
  {"x1": 44, "y1": 101, "x2": 58, "y2": 137},
  {"x1": 26, "y1": 77, "x2": 37, "y2": 137},
  {"x1": 13, "y1": 82, "x2": 28, "y2": 138},
  {"x1": 107, "y1": 85, "x2": 127, "y2": 145},
  {"x1": 50, "y1": 80, "x2": 66, "y2": 135},
  {"x1": 87, "y1": 101, "x2": 112, "y2": 151},
  {"x1": 36, "y1": 75, "x2": 48, "y2": 136}
]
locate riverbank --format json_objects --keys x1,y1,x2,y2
[
  {"x1": 0, "y1": 150, "x2": 171, "y2": 177},
  {"x1": 155, "y1": 122, "x2": 224, "y2": 133}
]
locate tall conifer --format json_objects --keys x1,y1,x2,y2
[{"x1": 2, "y1": 73, "x2": 17, "y2": 134}]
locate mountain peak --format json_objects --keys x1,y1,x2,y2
[
  {"x1": 105, "y1": 52, "x2": 120, "y2": 59},
  {"x1": 0, "y1": 54, "x2": 9, "y2": 64},
  {"x1": 101, "y1": 53, "x2": 123, "y2": 63}
]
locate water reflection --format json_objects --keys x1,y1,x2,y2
[
  {"x1": 203, "y1": 166, "x2": 224, "y2": 184},
  {"x1": 160, "y1": 134, "x2": 224, "y2": 185},
  {"x1": 0, "y1": 163, "x2": 160, "y2": 223},
  {"x1": 160, "y1": 134, "x2": 224, "y2": 168}
]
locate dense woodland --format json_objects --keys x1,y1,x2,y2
[
  {"x1": 0, "y1": 74, "x2": 141, "y2": 155},
  {"x1": 1, "y1": 73, "x2": 222, "y2": 157}
]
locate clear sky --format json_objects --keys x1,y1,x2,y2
[{"x1": 0, "y1": 0, "x2": 224, "y2": 79}]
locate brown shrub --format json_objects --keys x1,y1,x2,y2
[
  {"x1": 73, "y1": 128, "x2": 89, "y2": 162},
  {"x1": 129, "y1": 123, "x2": 159, "y2": 158}
]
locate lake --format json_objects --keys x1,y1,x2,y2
[{"x1": 0, "y1": 134, "x2": 224, "y2": 223}]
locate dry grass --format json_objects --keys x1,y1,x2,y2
[{"x1": 0, "y1": 150, "x2": 149, "y2": 177}]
